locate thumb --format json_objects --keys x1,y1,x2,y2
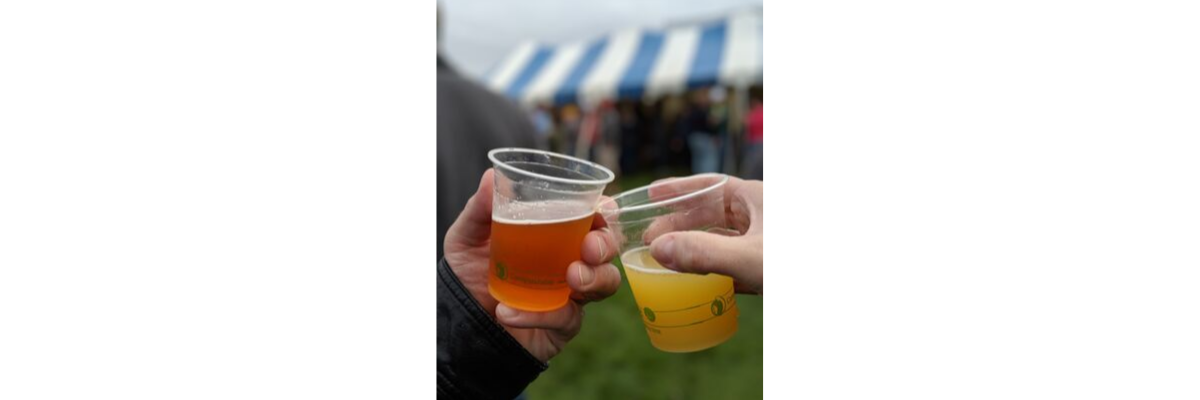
[
  {"x1": 445, "y1": 169, "x2": 495, "y2": 248},
  {"x1": 650, "y1": 231, "x2": 756, "y2": 279}
]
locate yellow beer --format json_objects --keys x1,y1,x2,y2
[{"x1": 621, "y1": 247, "x2": 738, "y2": 352}]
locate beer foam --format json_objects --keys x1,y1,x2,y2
[
  {"x1": 493, "y1": 200, "x2": 594, "y2": 224},
  {"x1": 620, "y1": 247, "x2": 680, "y2": 275}
]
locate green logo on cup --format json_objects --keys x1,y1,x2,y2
[
  {"x1": 711, "y1": 298, "x2": 726, "y2": 316},
  {"x1": 496, "y1": 262, "x2": 507, "y2": 280},
  {"x1": 643, "y1": 307, "x2": 656, "y2": 322}
]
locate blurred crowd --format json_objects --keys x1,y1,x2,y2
[{"x1": 526, "y1": 85, "x2": 764, "y2": 181}]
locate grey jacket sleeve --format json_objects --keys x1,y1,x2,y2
[{"x1": 437, "y1": 258, "x2": 547, "y2": 399}]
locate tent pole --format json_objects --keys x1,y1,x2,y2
[{"x1": 575, "y1": 102, "x2": 597, "y2": 161}]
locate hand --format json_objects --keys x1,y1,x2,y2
[
  {"x1": 443, "y1": 169, "x2": 621, "y2": 362},
  {"x1": 649, "y1": 176, "x2": 763, "y2": 295}
]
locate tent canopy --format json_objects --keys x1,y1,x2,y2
[{"x1": 484, "y1": 8, "x2": 762, "y2": 108}]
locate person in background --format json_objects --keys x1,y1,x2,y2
[
  {"x1": 529, "y1": 103, "x2": 553, "y2": 151},
  {"x1": 436, "y1": 6, "x2": 620, "y2": 400},
  {"x1": 574, "y1": 102, "x2": 602, "y2": 162},
  {"x1": 683, "y1": 89, "x2": 719, "y2": 174},
  {"x1": 559, "y1": 104, "x2": 581, "y2": 157},
  {"x1": 707, "y1": 87, "x2": 730, "y2": 172},
  {"x1": 547, "y1": 106, "x2": 565, "y2": 154},
  {"x1": 660, "y1": 95, "x2": 688, "y2": 173},
  {"x1": 618, "y1": 101, "x2": 640, "y2": 177},
  {"x1": 648, "y1": 98, "x2": 671, "y2": 174},
  {"x1": 436, "y1": 5, "x2": 536, "y2": 260},
  {"x1": 597, "y1": 101, "x2": 622, "y2": 177},
  {"x1": 741, "y1": 91, "x2": 763, "y2": 180}
]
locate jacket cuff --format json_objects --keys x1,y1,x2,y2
[{"x1": 437, "y1": 258, "x2": 547, "y2": 400}]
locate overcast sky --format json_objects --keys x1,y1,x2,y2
[{"x1": 439, "y1": 0, "x2": 762, "y2": 78}]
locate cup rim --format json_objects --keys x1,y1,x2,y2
[
  {"x1": 619, "y1": 247, "x2": 685, "y2": 275},
  {"x1": 488, "y1": 147, "x2": 616, "y2": 186},
  {"x1": 600, "y1": 173, "x2": 729, "y2": 216}
]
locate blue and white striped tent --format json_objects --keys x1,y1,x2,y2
[{"x1": 483, "y1": 8, "x2": 762, "y2": 107}]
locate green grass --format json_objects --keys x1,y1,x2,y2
[{"x1": 525, "y1": 171, "x2": 764, "y2": 400}]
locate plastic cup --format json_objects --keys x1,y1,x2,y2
[
  {"x1": 600, "y1": 173, "x2": 738, "y2": 352},
  {"x1": 487, "y1": 148, "x2": 615, "y2": 312}
]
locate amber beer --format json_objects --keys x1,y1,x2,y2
[
  {"x1": 489, "y1": 210, "x2": 594, "y2": 311},
  {"x1": 486, "y1": 148, "x2": 615, "y2": 312}
]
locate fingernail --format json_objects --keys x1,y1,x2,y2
[
  {"x1": 496, "y1": 305, "x2": 517, "y2": 319},
  {"x1": 595, "y1": 234, "x2": 608, "y2": 261},
  {"x1": 653, "y1": 236, "x2": 676, "y2": 267},
  {"x1": 577, "y1": 264, "x2": 595, "y2": 286}
]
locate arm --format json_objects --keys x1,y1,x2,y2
[
  {"x1": 436, "y1": 169, "x2": 622, "y2": 398},
  {"x1": 436, "y1": 258, "x2": 545, "y2": 400}
]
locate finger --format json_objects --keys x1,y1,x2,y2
[
  {"x1": 697, "y1": 227, "x2": 741, "y2": 237},
  {"x1": 444, "y1": 169, "x2": 495, "y2": 247},
  {"x1": 598, "y1": 221, "x2": 628, "y2": 253},
  {"x1": 495, "y1": 302, "x2": 582, "y2": 335},
  {"x1": 646, "y1": 175, "x2": 714, "y2": 203},
  {"x1": 597, "y1": 198, "x2": 621, "y2": 240},
  {"x1": 580, "y1": 229, "x2": 618, "y2": 265},
  {"x1": 568, "y1": 261, "x2": 621, "y2": 304},
  {"x1": 590, "y1": 213, "x2": 607, "y2": 230},
  {"x1": 723, "y1": 177, "x2": 760, "y2": 232},
  {"x1": 650, "y1": 231, "x2": 758, "y2": 279},
  {"x1": 590, "y1": 197, "x2": 612, "y2": 230},
  {"x1": 641, "y1": 214, "x2": 682, "y2": 245},
  {"x1": 640, "y1": 206, "x2": 726, "y2": 245},
  {"x1": 646, "y1": 174, "x2": 730, "y2": 205},
  {"x1": 639, "y1": 178, "x2": 731, "y2": 246},
  {"x1": 721, "y1": 175, "x2": 748, "y2": 204}
]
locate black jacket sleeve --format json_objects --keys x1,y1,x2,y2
[{"x1": 437, "y1": 258, "x2": 547, "y2": 399}]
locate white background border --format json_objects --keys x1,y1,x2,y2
[
  {"x1": 2, "y1": 1, "x2": 432, "y2": 398},
  {"x1": 781, "y1": 0, "x2": 1200, "y2": 398}
]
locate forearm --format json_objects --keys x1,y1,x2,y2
[{"x1": 436, "y1": 258, "x2": 546, "y2": 399}]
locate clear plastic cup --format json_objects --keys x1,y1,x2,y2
[
  {"x1": 487, "y1": 148, "x2": 615, "y2": 312},
  {"x1": 599, "y1": 173, "x2": 738, "y2": 352}
]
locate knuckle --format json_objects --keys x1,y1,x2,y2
[{"x1": 679, "y1": 239, "x2": 703, "y2": 268}]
